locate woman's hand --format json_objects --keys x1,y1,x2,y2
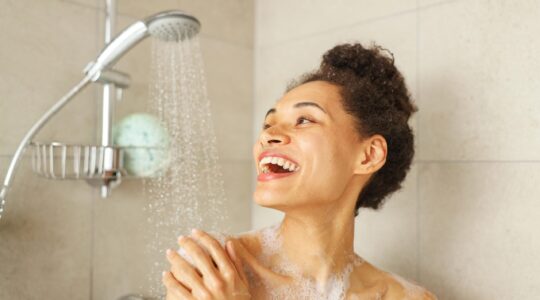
[
  {"x1": 162, "y1": 229, "x2": 251, "y2": 300},
  {"x1": 226, "y1": 238, "x2": 293, "y2": 289}
]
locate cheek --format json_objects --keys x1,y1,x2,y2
[
  {"x1": 304, "y1": 135, "x2": 352, "y2": 181},
  {"x1": 252, "y1": 141, "x2": 261, "y2": 162}
]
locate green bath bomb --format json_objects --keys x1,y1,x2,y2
[{"x1": 113, "y1": 113, "x2": 170, "y2": 177}]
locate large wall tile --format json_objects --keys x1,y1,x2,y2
[
  {"x1": 0, "y1": 0, "x2": 100, "y2": 155},
  {"x1": 255, "y1": 0, "x2": 416, "y2": 47},
  {"x1": 418, "y1": 0, "x2": 540, "y2": 161},
  {"x1": 0, "y1": 156, "x2": 94, "y2": 300},
  {"x1": 91, "y1": 177, "x2": 154, "y2": 300},
  {"x1": 418, "y1": 163, "x2": 540, "y2": 299},
  {"x1": 200, "y1": 37, "x2": 254, "y2": 162}
]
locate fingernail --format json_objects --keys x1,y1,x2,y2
[
  {"x1": 166, "y1": 249, "x2": 172, "y2": 256},
  {"x1": 162, "y1": 271, "x2": 167, "y2": 277},
  {"x1": 178, "y1": 235, "x2": 185, "y2": 241},
  {"x1": 191, "y1": 228, "x2": 200, "y2": 235}
]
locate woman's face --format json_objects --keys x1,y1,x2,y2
[{"x1": 253, "y1": 80, "x2": 368, "y2": 213}]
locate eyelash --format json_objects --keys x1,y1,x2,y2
[{"x1": 262, "y1": 116, "x2": 313, "y2": 130}]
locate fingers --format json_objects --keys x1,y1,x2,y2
[
  {"x1": 191, "y1": 229, "x2": 237, "y2": 280},
  {"x1": 166, "y1": 248, "x2": 209, "y2": 297},
  {"x1": 225, "y1": 239, "x2": 248, "y2": 286},
  {"x1": 177, "y1": 235, "x2": 222, "y2": 285},
  {"x1": 230, "y1": 238, "x2": 291, "y2": 286},
  {"x1": 162, "y1": 271, "x2": 195, "y2": 300}
]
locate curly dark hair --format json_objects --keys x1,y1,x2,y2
[{"x1": 285, "y1": 42, "x2": 418, "y2": 216}]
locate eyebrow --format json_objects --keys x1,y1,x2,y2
[{"x1": 264, "y1": 101, "x2": 328, "y2": 119}]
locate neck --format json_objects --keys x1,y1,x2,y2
[{"x1": 276, "y1": 207, "x2": 356, "y2": 286}]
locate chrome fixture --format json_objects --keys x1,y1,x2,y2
[{"x1": 0, "y1": 6, "x2": 201, "y2": 219}]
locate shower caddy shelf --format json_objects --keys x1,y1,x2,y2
[{"x1": 29, "y1": 142, "x2": 166, "y2": 181}]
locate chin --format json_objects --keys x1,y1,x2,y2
[{"x1": 253, "y1": 190, "x2": 289, "y2": 210}]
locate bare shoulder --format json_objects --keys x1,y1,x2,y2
[
  {"x1": 381, "y1": 272, "x2": 437, "y2": 300},
  {"x1": 347, "y1": 258, "x2": 437, "y2": 300},
  {"x1": 229, "y1": 229, "x2": 263, "y2": 255}
]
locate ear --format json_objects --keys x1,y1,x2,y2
[{"x1": 353, "y1": 135, "x2": 387, "y2": 175}]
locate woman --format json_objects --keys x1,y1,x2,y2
[{"x1": 162, "y1": 43, "x2": 437, "y2": 299}]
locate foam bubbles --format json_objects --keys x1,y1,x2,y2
[{"x1": 246, "y1": 223, "x2": 365, "y2": 300}]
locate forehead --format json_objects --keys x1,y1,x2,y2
[{"x1": 277, "y1": 81, "x2": 342, "y2": 109}]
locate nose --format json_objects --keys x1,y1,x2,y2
[{"x1": 259, "y1": 125, "x2": 290, "y2": 147}]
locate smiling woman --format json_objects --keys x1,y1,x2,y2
[{"x1": 163, "y1": 43, "x2": 436, "y2": 300}]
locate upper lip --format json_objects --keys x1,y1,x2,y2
[{"x1": 257, "y1": 151, "x2": 300, "y2": 169}]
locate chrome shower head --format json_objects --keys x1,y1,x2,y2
[
  {"x1": 146, "y1": 10, "x2": 200, "y2": 42},
  {"x1": 85, "y1": 10, "x2": 200, "y2": 78}
]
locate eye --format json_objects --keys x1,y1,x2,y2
[
  {"x1": 296, "y1": 116, "x2": 313, "y2": 125},
  {"x1": 262, "y1": 116, "x2": 314, "y2": 130}
]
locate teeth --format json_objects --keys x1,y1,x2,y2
[{"x1": 258, "y1": 156, "x2": 300, "y2": 173}]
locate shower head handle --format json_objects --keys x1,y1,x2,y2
[
  {"x1": 85, "y1": 21, "x2": 148, "y2": 79},
  {"x1": 85, "y1": 10, "x2": 200, "y2": 80}
]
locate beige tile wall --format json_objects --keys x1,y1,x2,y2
[
  {"x1": 0, "y1": 0, "x2": 253, "y2": 299},
  {"x1": 253, "y1": 0, "x2": 540, "y2": 299}
]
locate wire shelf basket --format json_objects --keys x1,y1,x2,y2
[{"x1": 29, "y1": 142, "x2": 168, "y2": 180}]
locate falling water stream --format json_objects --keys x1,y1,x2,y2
[{"x1": 142, "y1": 29, "x2": 230, "y2": 297}]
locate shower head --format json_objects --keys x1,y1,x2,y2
[
  {"x1": 85, "y1": 10, "x2": 200, "y2": 79},
  {"x1": 146, "y1": 10, "x2": 200, "y2": 41}
]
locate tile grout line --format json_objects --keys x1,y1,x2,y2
[
  {"x1": 416, "y1": 0, "x2": 421, "y2": 283},
  {"x1": 2, "y1": 153, "x2": 540, "y2": 164},
  {"x1": 414, "y1": 160, "x2": 540, "y2": 163},
  {"x1": 89, "y1": 1, "x2": 101, "y2": 298},
  {"x1": 250, "y1": 0, "x2": 259, "y2": 230}
]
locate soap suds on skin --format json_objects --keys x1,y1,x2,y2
[
  {"x1": 177, "y1": 224, "x2": 434, "y2": 299},
  {"x1": 244, "y1": 223, "x2": 364, "y2": 300}
]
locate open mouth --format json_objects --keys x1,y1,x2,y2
[{"x1": 259, "y1": 156, "x2": 300, "y2": 174}]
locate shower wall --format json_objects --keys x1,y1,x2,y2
[
  {"x1": 253, "y1": 0, "x2": 540, "y2": 299},
  {"x1": 0, "y1": 0, "x2": 253, "y2": 299}
]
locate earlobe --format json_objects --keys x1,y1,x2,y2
[{"x1": 353, "y1": 146, "x2": 371, "y2": 175}]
